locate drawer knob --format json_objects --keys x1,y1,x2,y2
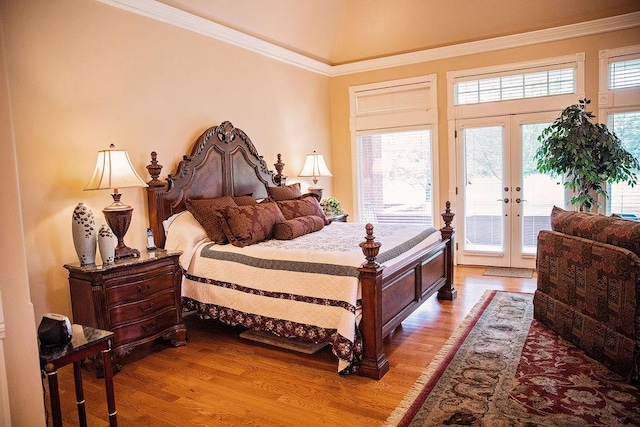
[
  {"x1": 137, "y1": 284, "x2": 152, "y2": 293},
  {"x1": 141, "y1": 321, "x2": 157, "y2": 332},
  {"x1": 139, "y1": 302, "x2": 154, "y2": 313}
]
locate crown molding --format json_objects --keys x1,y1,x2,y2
[{"x1": 97, "y1": 1, "x2": 640, "y2": 77}]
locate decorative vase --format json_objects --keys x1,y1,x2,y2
[
  {"x1": 71, "y1": 202, "x2": 97, "y2": 265},
  {"x1": 98, "y1": 224, "x2": 116, "y2": 264}
]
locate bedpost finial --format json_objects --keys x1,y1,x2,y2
[
  {"x1": 360, "y1": 223, "x2": 381, "y2": 267},
  {"x1": 441, "y1": 201, "x2": 455, "y2": 237},
  {"x1": 146, "y1": 151, "x2": 164, "y2": 186},
  {"x1": 273, "y1": 153, "x2": 287, "y2": 186}
]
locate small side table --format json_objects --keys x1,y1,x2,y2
[
  {"x1": 327, "y1": 213, "x2": 348, "y2": 223},
  {"x1": 40, "y1": 324, "x2": 117, "y2": 427}
]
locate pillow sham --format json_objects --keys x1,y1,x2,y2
[
  {"x1": 162, "y1": 210, "x2": 209, "y2": 269},
  {"x1": 186, "y1": 196, "x2": 237, "y2": 244},
  {"x1": 267, "y1": 183, "x2": 303, "y2": 201},
  {"x1": 217, "y1": 202, "x2": 286, "y2": 247},
  {"x1": 276, "y1": 195, "x2": 329, "y2": 225},
  {"x1": 274, "y1": 215, "x2": 324, "y2": 240},
  {"x1": 233, "y1": 195, "x2": 258, "y2": 206}
]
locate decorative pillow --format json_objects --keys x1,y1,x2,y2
[
  {"x1": 233, "y1": 195, "x2": 258, "y2": 206},
  {"x1": 217, "y1": 202, "x2": 286, "y2": 247},
  {"x1": 277, "y1": 195, "x2": 330, "y2": 225},
  {"x1": 274, "y1": 215, "x2": 324, "y2": 240},
  {"x1": 267, "y1": 183, "x2": 303, "y2": 201},
  {"x1": 186, "y1": 196, "x2": 237, "y2": 244},
  {"x1": 550, "y1": 206, "x2": 640, "y2": 257}
]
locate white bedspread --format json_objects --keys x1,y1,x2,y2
[{"x1": 171, "y1": 218, "x2": 440, "y2": 373}]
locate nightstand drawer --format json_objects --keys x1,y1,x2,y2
[
  {"x1": 112, "y1": 307, "x2": 178, "y2": 345},
  {"x1": 107, "y1": 272, "x2": 175, "y2": 306},
  {"x1": 109, "y1": 291, "x2": 176, "y2": 326}
]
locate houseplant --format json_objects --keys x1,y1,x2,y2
[
  {"x1": 535, "y1": 99, "x2": 639, "y2": 212},
  {"x1": 320, "y1": 196, "x2": 343, "y2": 215}
]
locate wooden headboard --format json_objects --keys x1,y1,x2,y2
[{"x1": 146, "y1": 121, "x2": 286, "y2": 248}]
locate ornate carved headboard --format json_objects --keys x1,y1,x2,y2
[{"x1": 146, "y1": 121, "x2": 286, "y2": 248}]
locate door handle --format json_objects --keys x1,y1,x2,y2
[
  {"x1": 497, "y1": 198, "x2": 509, "y2": 203},
  {"x1": 516, "y1": 198, "x2": 527, "y2": 203}
]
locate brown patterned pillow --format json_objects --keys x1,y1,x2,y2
[
  {"x1": 550, "y1": 206, "x2": 640, "y2": 257},
  {"x1": 233, "y1": 196, "x2": 258, "y2": 206},
  {"x1": 274, "y1": 215, "x2": 324, "y2": 240},
  {"x1": 276, "y1": 195, "x2": 329, "y2": 225},
  {"x1": 267, "y1": 183, "x2": 303, "y2": 201},
  {"x1": 186, "y1": 196, "x2": 237, "y2": 244},
  {"x1": 217, "y1": 202, "x2": 285, "y2": 247}
]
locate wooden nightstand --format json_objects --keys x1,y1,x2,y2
[
  {"x1": 64, "y1": 250, "x2": 186, "y2": 375},
  {"x1": 327, "y1": 213, "x2": 348, "y2": 223}
]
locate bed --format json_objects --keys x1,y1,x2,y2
[{"x1": 146, "y1": 121, "x2": 457, "y2": 379}]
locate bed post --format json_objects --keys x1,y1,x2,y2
[
  {"x1": 357, "y1": 224, "x2": 390, "y2": 379},
  {"x1": 437, "y1": 201, "x2": 457, "y2": 301},
  {"x1": 146, "y1": 151, "x2": 168, "y2": 248}
]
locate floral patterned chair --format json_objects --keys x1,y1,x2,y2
[{"x1": 534, "y1": 206, "x2": 640, "y2": 382}]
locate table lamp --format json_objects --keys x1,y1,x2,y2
[
  {"x1": 298, "y1": 151, "x2": 332, "y2": 198},
  {"x1": 84, "y1": 144, "x2": 148, "y2": 259}
]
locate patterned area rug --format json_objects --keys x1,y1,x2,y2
[
  {"x1": 385, "y1": 291, "x2": 640, "y2": 426},
  {"x1": 482, "y1": 267, "x2": 534, "y2": 278}
]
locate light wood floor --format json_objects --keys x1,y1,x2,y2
[{"x1": 44, "y1": 265, "x2": 536, "y2": 426}]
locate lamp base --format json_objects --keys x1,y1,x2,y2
[
  {"x1": 307, "y1": 187, "x2": 323, "y2": 199},
  {"x1": 103, "y1": 205, "x2": 139, "y2": 260}
]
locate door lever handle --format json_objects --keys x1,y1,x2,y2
[{"x1": 497, "y1": 198, "x2": 509, "y2": 203}]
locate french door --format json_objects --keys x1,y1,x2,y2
[{"x1": 456, "y1": 112, "x2": 564, "y2": 268}]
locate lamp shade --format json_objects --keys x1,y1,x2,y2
[
  {"x1": 84, "y1": 145, "x2": 148, "y2": 191},
  {"x1": 298, "y1": 151, "x2": 333, "y2": 179}
]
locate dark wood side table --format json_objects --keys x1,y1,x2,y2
[
  {"x1": 327, "y1": 213, "x2": 348, "y2": 223},
  {"x1": 64, "y1": 250, "x2": 186, "y2": 375},
  {"x1": 40, "y1": 324, "x2": 117, "y2": 427}
]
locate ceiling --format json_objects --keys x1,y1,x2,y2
[{"x1": 156, "y1": 0, "x2": 640, "y2": 65}]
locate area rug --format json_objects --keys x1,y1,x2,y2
[
  {"x1": 385, "y1": 290, "x2": 640, "y2": 426},
  {"x1": 482, "y1": 267, "x2": 533, "y2": 278}
]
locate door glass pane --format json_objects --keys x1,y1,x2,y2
[
  {"x1": 463, "y1": 126, "x2": 503, "y2": 252},
  {"x1": 520, "y1": 122, "x2": 563, "y2": 255},
  {"x1": 356, "y1": 129, "x2": 433, "y2": 225}
]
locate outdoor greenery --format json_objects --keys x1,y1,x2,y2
[{"x1": 535, "y1": 99, "x2": 640, "y2": 212}]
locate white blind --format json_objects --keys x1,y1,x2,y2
[
  {"x1": 356, "y1": 129, "x2": 434, "y2": 225},
  {"x1": 455, "y1": 67, "x2": 575, "y2": 105},
  {"x1": 609, "y1": 58, "x2": 640, "y2": 90},
  {"x1": 351, "y1": 76, "x2": 437, "y2": 132}
]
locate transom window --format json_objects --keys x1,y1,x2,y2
[
  {"x1": 455, "y1": 68, "x2": 575, "y2": 105},
  {"x1": 609, "y1": 58, "x2": 640, "y2": 90}
]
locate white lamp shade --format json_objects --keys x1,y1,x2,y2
[
  {"x1": 84, "y1": 146, "x2": 148, "y2": 191},
  {"x1": 298, "y1": 151, "x2": 333, "y2": 178}
]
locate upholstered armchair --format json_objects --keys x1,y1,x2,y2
[{"x1": 534, "y1": 207, "x2": 640, "y2": 382}]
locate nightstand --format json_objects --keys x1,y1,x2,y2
[
  {"x1": 327, "y1": 213, "x2": 348, "y2": 223},
  {"x1": 64, "y1": 250, "x2": 186, "y2": 375}
]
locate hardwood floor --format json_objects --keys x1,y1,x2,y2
[{"x1": 44, "y1": 265, "x2": 537, "y2": 426}]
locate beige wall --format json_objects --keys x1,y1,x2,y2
[
  {"x1": 2, "y1": 0, "x2": 332, "y2": 322},
  {"x1": 329, "y1": 27, "x2": 640, "y2": 220}
]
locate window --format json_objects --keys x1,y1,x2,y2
[
  {"x1": 455, "y1": 68, "x2": 575, "y2": 105},
  {"x1": 356, "y1": 129, "x2": 433, "y2": 225},
  {"x1": 600, "y1": 45, "x2": 640, "y2": 215},
  {"x1": 350, "y1": 75, "x2": 438, "y2": 224}
]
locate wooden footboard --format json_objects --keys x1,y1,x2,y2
[{"x1": 357, "y1": 202, "x2": 456, "y2": 379}]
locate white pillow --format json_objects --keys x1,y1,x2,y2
[{"x1": 163, "y1": 211, "x2": 209, "y2": 269}]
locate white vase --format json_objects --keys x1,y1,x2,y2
[
  {"x1": 98, "y1": 223, "x2": 116, "y2": 264},
  {"x1": 71, "y1": 202, "x2": 97, "y2": 265}
]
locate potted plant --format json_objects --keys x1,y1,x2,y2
[
  {"x1": 320, "y1": 196, "x2": 343, "y2": 216},
  {"x1": 535, "y1": 98, "x2": 639, "y2": 212}
]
